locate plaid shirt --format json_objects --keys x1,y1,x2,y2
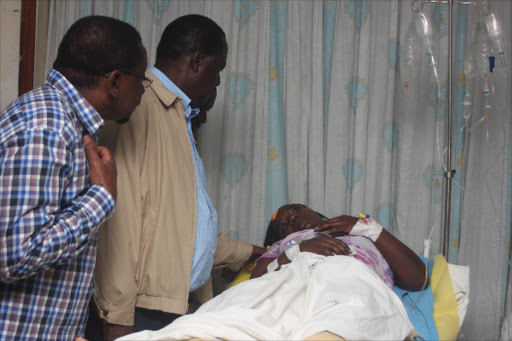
[{"x1": 0, "y1": 69, "x2": 115, "y2": 340}]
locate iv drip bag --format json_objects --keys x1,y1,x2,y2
[
  {"x1": 484, "y1": 12, "x2": 504, "y2": 54},
  {"x1": 484, "y1": 11, "x2": 508, "y2": 71},
  {"x1": 414, "y1": 11, "x2": 435, "y2": 52},
  {"x1": 402, "y1": 16, "x2": 422, "y2": 88},
  {"x1": 413, "y1": 10, "x2": 441, "y2": 106},
  {"x1": 463, "y1": 23, "x2": 480, "y2": 83},
  {"x1": 476, "y1": 23, "x2": 491, "y2": 78}
]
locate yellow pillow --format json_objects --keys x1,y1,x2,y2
[
  {"x1": 229, "y1": 267, "x2": 252, "y2": 287},
  {"x1": 431, "y1": 254, "x2": 460, "y2": 340}
]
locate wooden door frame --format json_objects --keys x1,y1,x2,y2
[{"x1": 18, "y1": 0, "x2": 36, "y2": 97}]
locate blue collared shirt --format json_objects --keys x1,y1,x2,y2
[
  {"x1": 149, "y1": 67, "x2": 217, "y2": 292},
  {"x1": 0, "y1": 69, "x2": 115, "y2": 340}
]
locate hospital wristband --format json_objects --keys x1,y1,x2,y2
[
  {"x1": 349, "y1": 220, "x2": 383, "y2": 242},
  {"x1": 284, "y1": 244, "x2": 300, "y2": 261}
]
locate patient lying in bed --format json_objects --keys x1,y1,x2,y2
[{"x1": 118, "y1": 205, "x2": 427, "y2": 340}]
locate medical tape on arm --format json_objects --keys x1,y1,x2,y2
[
  {"x1": 267, "y1": 244, "x2": 300, "y2": 273},
  {"x1": 285, "y1": 244, "x2": 300, "y2": 260},
  {"x1": 267, "y1": 258, "x2": 279, "y2": 272},
  {"x1": 349, "y1": 219, "x2": 383, "y2": 242}
]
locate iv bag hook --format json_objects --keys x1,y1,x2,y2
[
  {"x1": 411, "y1": 0, "x2": 424, "y2": 12},
  {"x1": 479, "y1": 2, "x2": 490, "y2": 15}
]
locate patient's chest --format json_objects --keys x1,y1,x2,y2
[
  {"x1": 337, "y1": 235, "x2": 394, "y2": 288},
  {"x1": 261, "y1": 230, "x2": 394, "y2": 288}
]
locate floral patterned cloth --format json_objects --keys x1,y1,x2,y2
[{"x1": 257, "y1": 229, "x2": 394, "y2": 288}]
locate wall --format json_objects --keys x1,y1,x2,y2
[{"x1": 0, "y1": 0, "x2": 21, "y2": 111}]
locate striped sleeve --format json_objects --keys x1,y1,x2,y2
[{"x1": 0, "y1": 129, "x2": 114, "y2": 283}]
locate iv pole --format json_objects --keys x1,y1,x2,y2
[
  {"x1": 410, "y1": 0, "x2": 490, "y2": 258},
  {"x1": 444, "y1": 0, "x2": 454, "y2": 259}
]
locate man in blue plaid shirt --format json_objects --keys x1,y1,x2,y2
[{"x1": 0, "y1": 16, "x2": 149, "y2": 340}]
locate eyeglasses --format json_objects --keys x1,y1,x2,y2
[{"x1": 104, "y1": 68, "x2": 153, "y2": 88}]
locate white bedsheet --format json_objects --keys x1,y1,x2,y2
[{"x1": 118, "y1": 253, "x2": 413, "y2": 340}]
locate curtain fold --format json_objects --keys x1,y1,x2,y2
[
  {"x1": 283, "y1": 1, "x2": 325, "y2": 209},
  {"x1": 43, "y1": 1, "x2": 512, "y2": 339}
]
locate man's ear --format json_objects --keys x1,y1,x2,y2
[
  {"x1": 190, "y1": 49, "x2": 206, "y2": 73},
  {"x1": 104, "y1": 70, "x2": 121, "y2": 98}
]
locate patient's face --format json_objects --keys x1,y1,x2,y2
[{"x1": 275, "y1": 204, "x2": 325, "y2": 240}]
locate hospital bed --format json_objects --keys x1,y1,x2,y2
[{"x1": 119, "y1": 253, "x2": 469, "y2": 341}]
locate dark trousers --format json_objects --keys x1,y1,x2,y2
[
  {"x1": 85, "y1": 300, "x2": 181, "y2": 340},
  {"x1": 134, "y1": 307, "x2": 181, "y2": 332}
]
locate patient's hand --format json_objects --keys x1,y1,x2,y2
[
  {"x1": 314, "y1": 215, "x2": 359, "y2": 236},
  {"x1": 299, "y1": 235, "x2": 351, "y2": 256},
  {"x1": 251, "y1": 237, "x2": 351, "y2": 280}
]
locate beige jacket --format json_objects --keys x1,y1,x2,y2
[{"x1": 93, "y1": 70, "x2": 253, "y2": 326}]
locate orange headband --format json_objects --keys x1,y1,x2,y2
[{"x1": 271, "y1": 209, "x2": 279, "y2": 221}]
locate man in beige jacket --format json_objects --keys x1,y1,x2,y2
[{"x1": 89, "y1": 14, "x2": 265, "y2": 340}]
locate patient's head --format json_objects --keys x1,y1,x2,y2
[{"x1": 263, "y1": 204, "x2": 328, "y2": 247}]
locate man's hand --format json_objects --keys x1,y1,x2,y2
[
  {"x1": 241, "y1": 245, "x2": 266, "y2": 272},
  {"x1": 248, "y1": 245, "x2": 266, "y2": 263},
  {"x1": 314, "y1": 215, "x2": 359, "y2": 236},
  {"x1": 103, "y1": 323, "x2": 135, "y2": 341},
  {"x1": 83, "y1": 135, "x2": 117, "y2": 201}
]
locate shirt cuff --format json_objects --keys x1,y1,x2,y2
[{"x1": 79, "y1": 185, "x2": 116, "y2": 226}]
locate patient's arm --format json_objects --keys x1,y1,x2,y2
[
  {"x1": 221, "y1": 245, "x2": 266, "y2": 282},
  {"x1": 373, "y1": 229, "x2": 428, "y2": 291},
  {"x1": 251, "y1": 258, "x2": 275, "y2": 279},
  {"x1": 315, "y1": 218, "x2": 428, "y2": 291}
]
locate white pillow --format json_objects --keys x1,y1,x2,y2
[{"x1": 447, "y1": 263, "x2": 470, "y2": 326}]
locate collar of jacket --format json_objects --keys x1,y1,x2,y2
[{"x1": 145, "y1": 70, "x2": 181, "y2": 108}]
